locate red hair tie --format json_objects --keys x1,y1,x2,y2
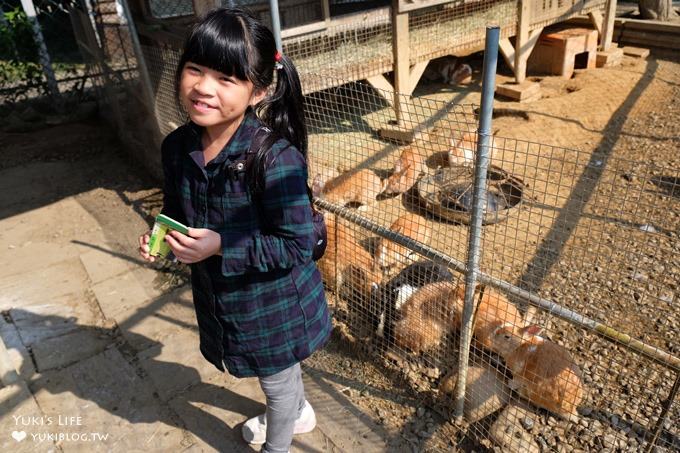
[{"x1": 274, "y1": 51, "x2": 282, "y2": 62}]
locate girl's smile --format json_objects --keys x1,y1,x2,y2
[
  {"x1": 189, "y1": 99, "x2": 218, "y2": 113},
  {"x1": 179, "y1": 62, "x2": 265, "y2": 141}
]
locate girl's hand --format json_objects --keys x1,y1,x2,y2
[
  {"x1": 138, "y1": 230, "x2": 156, "y2": 263},
  {"x1": 165, "y1": 228, "x2": 221, "y2": 264}
]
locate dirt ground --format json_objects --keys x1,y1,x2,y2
[{"x1": 2, "y1": 47, "x2": 678, "y2": 452}]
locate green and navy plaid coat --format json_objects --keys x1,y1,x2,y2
[{"x1": 160, "y1": 109, "x2": 331, "y2": 378}]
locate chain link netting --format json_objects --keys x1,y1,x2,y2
[
  {"x1": 0, "y1": 0, "x2": 91, "y2": 108},
  {"x1": 303, "y1": 58, "x2": 679, "y2": 450}
]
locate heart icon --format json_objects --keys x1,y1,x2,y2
[{"x1": 12, "y1": 430, "x2": 27, "y2": 442}]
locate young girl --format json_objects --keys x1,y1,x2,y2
[{"x1": 137, "y1": 8, "x2": 332, "y2": 452}]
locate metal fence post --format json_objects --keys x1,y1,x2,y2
[
  {"x1": 455, "y1": 25, "x2": 500, "y2": 419},
  {"x1": 118, "y1": 0, "x2": 156, "y2": 115},
  {"x1": 269, "y1": 0, "x2": 283, "y2": 52},
  {"x1": 19, "y1": 0, "x2": 61, "y2": 104}
]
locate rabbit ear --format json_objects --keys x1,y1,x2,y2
[
  {"x1": 521, "y1": 324, "x2": 542, "y2": 337},
  {"x1": 492, "y1": 322, "x2": 513, "y2": 336},
  {"x1": 311, "y1": 174, "x2": 325, "y2": 197}
]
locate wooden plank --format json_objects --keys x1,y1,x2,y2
[
  {"x1": 499, "y1": 38, "x2": 515, "y2": 72},
  {"x1": 397, "y1": 0, "x2": 453, "y2": 14},
  {"x1": 568, "y1": 15, "x2": 680, "y2": 34},
  {"x1": 588, "y1": 10, "x2": 603, "y2": 36},
  {"x1": 622, "y1": 46, "x2": 650, "y2": 59},
  {"x1": 496, "y1": 80, "x2": 541, "y2": 102},
  {"x1": 321, "y1": 0, "x2": 330, "y2": 25},
  {"x1": 514, "y1": 0, "x2": 532, "y2": 83},
  {"x1": 601, "y1": 0, "x2": 617, "y2": 50},
  {"x1": 281, "y1": 20, "x2": 327, "y2": 39},
  {"x1": 525, "y1": 28, "x2": 543, "y2": 62},
  {"x1": 392, "y1": 6, "x2": 410, "y2": 125},
  {"x1": 408, "y1": 60, "x2": 429, "y2": 95},
  {"x1": 365, "y1": 74, "x2": 395, "y2": 107},
  {"x1": 191, "y1": 0, "x2": 218, "y2": 17}
]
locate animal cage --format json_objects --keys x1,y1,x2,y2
[{"x1": 303, "y1": 77, "x2": 679, "y2": 452}]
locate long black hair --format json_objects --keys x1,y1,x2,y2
[{"x1": 175, "y1": 7, "x2": 307, "y2": 192}]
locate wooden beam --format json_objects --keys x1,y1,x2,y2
[
  {"x1": 281, "y1": 20, "x2": 327, "y2": 39},
  {"x1": 365, "y1": 74, "x2": 395, "y2": 107},
  {"x1": 514, "y1": 0, "x2": 531, "y2": 83},
  {"x1": 407, "y1": 60, "x2": 429, "y2": 95},
  {"x1": 601, "y1": 0, "x2": 618, "y2": 50},
  {"x1": 589, "y1": 10, "x2": 604, "y2": 36},
  {"x1": 321, "y1": 0, "x2": 330, "y2": 25},
  {"x1": 192, "y1": 0, "x2": 218, "y2": 17},
  {"x1": 498, "y1": 38, "x2": 515, "y2": 72},
  {"x1": 525, "y1": 27, "x2": 543, "y2": 58},
  {"x1": 392, "y1": 6, "x2": 410, "y2": 125}
]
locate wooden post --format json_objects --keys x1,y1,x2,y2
[
  {"x1": 321, "y1": 0, "x2": 330, "y2": 26},
  {"x1": 514, "y1": 0, "x2": 531, "y2": 83},
  {"x1": 392, "y1": 3, "x2": 410, "y2": 127},
  {"x1": 192, "y1": 0, "x2": 219, "y2": 17},
  {"x1": 588, "y1": 10, "x2": 604, "y2": 37},
  {"x1": 601, "y1": 0, "x2": 617, "y2": 50},
  {"x1": 498, "y1": 38, "x2": 516, "y2": 73}
]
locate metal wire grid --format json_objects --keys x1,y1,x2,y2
[
  {"x1": 143, "y1": 43, "x2": 186, "y2": 136},
  {"x1": 529, "y1": 0, "x2": 607, "y2": 30},
  {"x1": 283, "y1": 12, "x2": 392, "y2": 93},
  {"x1": 408, "y1": 0, "x2": 517, "y2": 63},
  {"x1": 302, "y1": 75, "x2": 680, "y2": 451},
  {"x1": 133, "y1": 0, "x2": 605, "y2": 98},
  {"x1": 147, "y1": 0, "x2": 323, "y2": 26},
  {"x1": 0, "y1": 0, "x2": 89, "y2": 104},
  {"x1": 147, "y1": 0, "x2": 194, "y2": 19},
  {"x1": 283, "y1": 0, "x2": 518, "y2": 95},
  {"x1": 239, "y1": 0, "x2": 325, "y2": 29}
]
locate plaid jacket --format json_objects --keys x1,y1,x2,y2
[{"x1": 160, "y1": 110, "x2": 331, "y2": 378}]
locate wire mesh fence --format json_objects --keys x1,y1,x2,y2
[
  {"x1": 0, "y1": 0, "x2": 100, "y2": 107},
  {"x1": 302, "y1": 71, "x2": 679, "y2": 451}
]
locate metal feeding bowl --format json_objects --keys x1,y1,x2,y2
[{"x1": 417, "y1": 165, "x2": 526, "y2": 224}]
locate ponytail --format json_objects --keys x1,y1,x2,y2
[
  {"x1": 257, "y1": 54, "x2": 307, "y2": 157},
  {"x1": 249, "y1": 54, "x2": 308, "y2": 193}
]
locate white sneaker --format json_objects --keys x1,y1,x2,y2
[{"x1": 242, "y1": 400, "x2": 317, "y2": 445}]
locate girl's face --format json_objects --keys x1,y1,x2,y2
[{"x1": 179, "y1": 62, "x2": 265, "y2": 133}]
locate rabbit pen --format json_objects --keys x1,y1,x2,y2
[{"x1": 300, "y1": 57, "x2": 680, "y2": 451}]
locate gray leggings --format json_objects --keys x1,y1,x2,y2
[{"x1": 258, "y1": 362, "x2": 306, "y2": 453}]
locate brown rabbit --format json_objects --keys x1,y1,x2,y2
[
  {"x1": 308, "y1": 158, "x2": 340, "y2": 197},
  {"x1": 381, "y1": 144, "x2": 426, "y2": 196},
  {"x1": 316, "y1": 214, "x2": 381, "y2": 302},
  {"x1": 489, "y1": 324, "x2": 584, "y2": 421},
  {"x1": 374, "y1": 212, "x2": 432, "y2": 273},
  {"x1": 453, "y1": 283, "x2": 524, "y2": 352},
  {"x1": 393, "y1": 281, "x2": 462, "y2": 353},
  {"x1": 448, "y1": 131, "x2": 498, "y2": 167},
  {"x1": 320, "y1": 168, "x2": 383, "y2": 209}
]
